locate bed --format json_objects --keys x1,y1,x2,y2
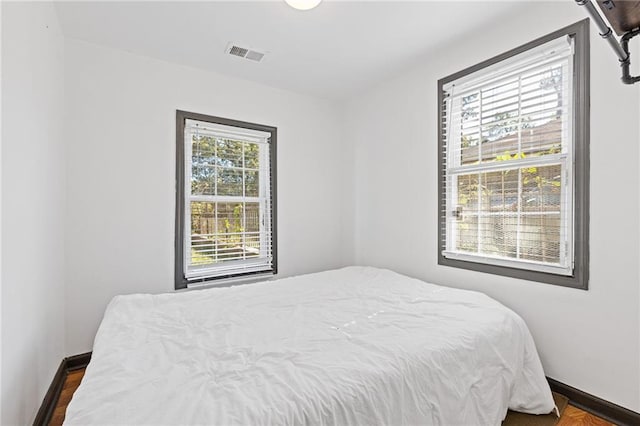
[{"x1": 64, "y1": 266, "x2": 554, "y2": 425}]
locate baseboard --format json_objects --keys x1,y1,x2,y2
[
  {"x1": 547, "y1": 377, "x2": 640, "y2": 426},
  {"x1": 33, "y1": 352, "x2": 92, "y2": 426}
]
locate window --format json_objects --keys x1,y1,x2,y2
[
  {"x1": 175, "y1": 111, "x2": 277, "y2": 289},
  {"x1": 438, "y1": 20, "x2": 589, "y2": 289}
]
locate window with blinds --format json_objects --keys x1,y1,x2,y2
[
  {"x1": 175, "y1": 111, "x2": 276, "y2": 289},
  {"x1": 438, "y1": 21, "x2": 589, "y2": 288}
]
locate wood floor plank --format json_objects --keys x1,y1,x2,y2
[
  {"x1": 557, "y1": 405, "x2": 615, "y2": 426},
  {"x1": 48, "y1": 368, "x2": 86, "y2": 426}
]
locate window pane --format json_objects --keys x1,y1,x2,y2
[
  {"x1": 482, "y1": 170, "x2": 519, "y2": 212},
  {"x1": 455, "y1": 215, "x2": 478, "y2": 254},
  {"x1": 519, "y1": 214, "x2": 561, "y2": 263},
  {"x1": 519, "y1": 164, "x2": 562, "y2": 264},
  {"x1": 457, "y1": 173, "x2": 479, "y2": 211},
  {"x1": 480, "y1": 131, "x2": 521, "y2": 164},
  {"x1": 479, "y1": 214, "x2": 518, "y2": 258},
  {"x1": 192, "y1": 135, "x2": 216, "y2": 159},
  {"x1": 191, "y1": 135, "x2": 217, "y2": 195},
  {"x1": 521, "y1": 164, "x2": 562, "y2": 212},
  {"x1": 245, "y1": 170, "x2": 259, "y2": 197},
  {"x1": 521, "y1": 66, "x2": 564, "y2": 120},
  {"x1": 191, "y1": 165, "x2": 216, "y2": 195},
  {"x1": 455, "y1": 173, "x2": 479, "y2": 253},
  {"x1": 245, "y1": 142, "x2": 260, "y2": 169},
  {"x1": 481, "y1": 79, "x2": 520, "y2": 126},
  {"x1": 479, "y1": 170, "x2": 519, "y2": 259},
  {"x1": 216, "y1": 203, "x2": 259, "y2": 261},
  {"x1": 520, "y1": 119, "x2": 562, "y2": 157},
  {"x1": 190, "y1": 201, "x2": 217, "y2": 266},
  {"x1": 217, "y1": 168, "x2": 243, "y2": 196},
  {"x1": 190, "y1": 202, "x2": 262, "y2": 265},
  {"x1": 216, "y1": 139, "x2": 243, "y2": 168},
  {"x1": 244, "y1": 203, "x2": 260, "y2": 258},
  {"x1": 215, "y1": 203, "x2": 243, "y2": 261},
  {"x1": 479, "y1": 78, "x2": 520, "y2": 164},
  {"x1": 460, "y1": 92, "x2": 481, "y2": 165},
  {"x1": 458, "y1": 65, "x2": 567, "y2": 166},
  {"x1": 453, "y1": 165, "x2": 563, "y2": 264}
]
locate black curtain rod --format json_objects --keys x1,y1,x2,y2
[{"x1": 575, "y1": 0, "x2": 640, "y2": 84}]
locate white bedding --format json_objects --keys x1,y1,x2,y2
[{"x1": 65, "y1": 267, "x2": 554, "y2": 425}]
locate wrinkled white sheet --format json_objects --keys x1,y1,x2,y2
[{"x1": 65, "y1": 267, "x2": 554, "y2": 426}]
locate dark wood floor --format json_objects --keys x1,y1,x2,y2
[
  {"x1": 49, "y1": 368, "x2": 85, "y2": 426},
  {"x1": 50, "y1": 368, "x2": 614, "y2": 426}
]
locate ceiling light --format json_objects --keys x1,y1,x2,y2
[{"x1": 284, "y1": 0, "x2": 322, "y2": 11}]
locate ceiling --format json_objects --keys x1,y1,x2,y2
[{"x1": 54, "y1": 1, "x2": 530, "y2": 101}]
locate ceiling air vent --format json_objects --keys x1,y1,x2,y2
[{"x1": 225, "y1": 43, "x2": 266, "y2": 63}]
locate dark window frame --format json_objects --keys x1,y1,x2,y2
[
  {"x1": 175, "y1": 110, "x2": 278, "y2": 290},
  {"x1": 437, "y1": 19, "x2": 590, "y2": 290}
]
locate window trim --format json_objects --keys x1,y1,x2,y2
[
  {"x1": 175, "y1": 110, "x2": 278, "y2": 290},
  {"x1": 437, "y1": 19, "x2": 590, "y2": 290}
]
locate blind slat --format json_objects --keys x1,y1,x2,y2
[
  {"x1": 440, "y1": 32, "x2": 574, "y2": 273},
  {"x1": 442, "y1": 35, "x2": 573, "y2": 97},
  {"x1": 185, "y1": 118, "x2": 274, "y2": 281}
]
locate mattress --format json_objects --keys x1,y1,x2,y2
[{"x1": 64, "y1": 266, "x2": 554, "y2": 425}]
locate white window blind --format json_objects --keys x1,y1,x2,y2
[
  {"x1": 441, "y1": 34, "x2": 575, "y2": 276},
  {"x1": 183, "y1": 119, "x2": 274, "y2": 282}
]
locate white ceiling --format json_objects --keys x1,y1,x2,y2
[{"x1": 54, "y1": 1, "x2": 530, "y2": 101}]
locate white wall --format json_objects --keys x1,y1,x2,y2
[
  {"x1": 634, "y1": 36, "x2": 640, "y2": 405},
  {"x1": 1, "y1": 2, "x2": 66, "y2": 425},
  {"x1": 346, "y1": 1, "x2": 640, "y2": 412},
  {"x1": 2, "y1": 0, "x2": 638, "y2": 419},
  {"x1": 0, "y1": 3, "x2": 3, "y2": 423},
  {"x1": 637, "y1": 39, "x2": 640, "y2": 409},
  {"x1": 0, "y1": 3, "x2": 4, "y2": 423},
  {"x1": 64, "y1": 39, "x2": 351, "y2": 355}
]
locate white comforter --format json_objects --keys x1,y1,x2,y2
[{"x1": 65, "y1": 267, "x2": 554, "y2": 425}]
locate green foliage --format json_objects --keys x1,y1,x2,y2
[
  {"x1": 188, "y1": 133, "x2": 264, "y2": 267},
  {"x1": 495, "y1": 151, "x2": 525, "y2": 162},
  {"x1": 191, "y1": 136, "x2": 260, "y2": 196},
  {"x1": 191, "y1": 248, "x2": 212, "y2": 265}
]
